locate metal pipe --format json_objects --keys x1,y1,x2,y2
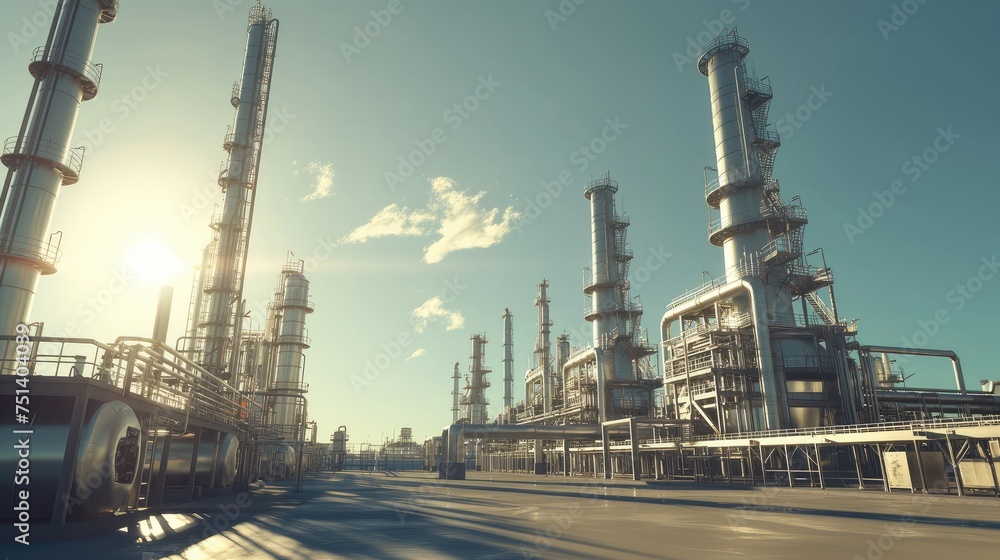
[
  {"x1": 861, "y1": 345, "x2": 967, "y2": 394},
  {"x1": 661, "y1": 278, "x2": 785, "y2": 429}
]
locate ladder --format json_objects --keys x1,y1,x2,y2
[{"x1": 805, "y1": 292, "x2": 837, "y2": 325}]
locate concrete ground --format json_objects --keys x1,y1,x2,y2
[{"x1": 8, "y1": 471, "x2": 1000, "y2": 559}]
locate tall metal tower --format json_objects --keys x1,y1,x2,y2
[
  {"x1": 271, "y1": 260, "x2": 313, "y2": 428},
  {"x1": 501, "y1": 308, "x2": 514, "y2": 412},
  {"x1": 699, "y1": 28, "x2": 805, "y2": 323},
  {"x1": 196, "y1": 3, "x2": 279, "y2": 380},
  {"x1": 533, "y1": 280, "x2": 553, "y2": 413},
  {"x1": 583, "y1": 173, "x2": 657, "y2": 419},
  {"x1": 661, "y1": 29, "x2": 853, "y2": 434},
  {"x1": 0, "y1": 0, "x2": 118, "y2": 371},
  {"x1": 461, "y1": 334, "x2": 491, "y2": 425},
  {"x1": 451, "y1": 362, "x2": 462, "y2": 423}
]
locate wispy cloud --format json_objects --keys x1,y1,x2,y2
[
  {"x1": 300, "y1": 161, "x2": 334, "y2": 202},
  {"x1": 423, "y1": 177, "x2": 520, "y2": 264},
  {"x1": 411, "y1": 296, "x2": 464, "y2": 333},
  {"x1": 341, "y1": 204, "x2": 434, "y2": 243},
  {"x1": 406, "y1": 348, "x2": 426, "y2": 361},
  {"x1": 340, "y1": 176, "x2": 519, "y2": 263}
]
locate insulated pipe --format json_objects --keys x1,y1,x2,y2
[
  {"x1": 445, "y1": 423, "x2": 603, "y2": 464},
  {"x1": 502, "y1": 308, "x2": 513, "y2": 412},
  {"x1": 0, "y1": 0, "x2": 118, "y2": 372},
  {"x1": 660, "y1": 278, "x2": 785, "y2": 430},
  {"x1": 874, "y1": 391, "x2": 1000, "y2": 405},
  {"x1": 861, "y1": 345, "x2": 967, "y2": 394}
]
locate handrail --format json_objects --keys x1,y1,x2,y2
[
  {"x1": 30, "y1": 46, "x2": 103, "y2": 89},
  {"x1": 3, "y1": 136, "x2": 84, "y2": 178},
  {"x1": 688, "y1": 415, "x2": 1000, "y2": 443}
]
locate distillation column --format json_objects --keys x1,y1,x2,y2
[
  {"x1": 200, "y1": 4, "x2": 278, "y2": 379},
  {"x1": 502, "y1": 308, "x2": 513, "y2": 414},
  {"x1": 534, "y1": 280, "x2": 553, "y2": 413},
  {"x1": 583, "y1": 174, "x2": 653, "y2": 418},
  {"x1": 272, "y1": 263, "x2": 313, "y2": 429},
  {"x1": 464, "y1": 334, "x2": 491, "y2": 425},
  {"x1": 0, "y1": 0, "x2": 118, "y2": 371},
  {"x1": 697, "y1": 30, "x2": 796, "y2": 323},
  {"x1": 451, "y1": 362, "x2": 461, "y2": 423}
]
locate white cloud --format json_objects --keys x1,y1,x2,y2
[
  {"x1": 300, "y1": 161, "x2": 334, "y2": 202},
  {"x1": 411, "y1": 296, "x2": 464, "y2": 333},
  {"x1": 423, "y1": 177, "x2": 520, "y2": 264},
  {"x1": 340, "y1": 176, "x2": 519, "y2": 263},
  {"x1": 406, "y1": 348, "x2": 426, "y2": 361},
  {"x1": 340, "y1": 204, "x2": 434, "y2": 243}
]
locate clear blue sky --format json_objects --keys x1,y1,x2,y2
[{"x1": 2, "y1": 0, "x2": 998, "y2": 444}]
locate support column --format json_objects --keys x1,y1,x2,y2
[
  {"x1": 629, "y1": 418, "x2": 640, "y2": 481},
  {"x1": 943, "y1": 432, "x2": 964, "y2": 496},
  {"x1": 852, "y1": 444, "x2": 864, "y2": 489},
  {"x1": 534, "y1": 439, "x2": 546, "y2": 475},
  {"x1": 187, "y1": 426, "x2": 203, "y2": 501},
  {"x1": 912, "y1": 439, "x2": 928, "y2": 493},
  {"x1": 814, "y1": 443, "x2": 825, "y2": 490},
  {"x1": 602, "y1": 425, "x2": 612, "y2": 480}
]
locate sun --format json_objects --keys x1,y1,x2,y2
[{"x1": 124, "y1": 237, "x2": 185, "y2": 285}]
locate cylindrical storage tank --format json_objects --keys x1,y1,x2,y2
[
  {"x1": 71, "y1": 400, "x2": 141, "y2": 517},
  {"x1": 147, "y1": 431, "x2": 239, "y2": 489},
  {"x1": 0, "y1": 397, "x2": 139, "y2": 520}
]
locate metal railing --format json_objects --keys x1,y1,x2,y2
[
  {"x1": 30, "y1": 46, "x2": 103, "y2": 90},
  {"x1": 1, "y1": 335, "x2": 255, "y2": 429},
  {"x1": 688, "y1": 415, "x2": 1000, "y2": 443},
  {"x1": 2, "y1": 136, "x2": 85, "y2": 180},
  {"x1": 0, "y1": 233, "x2": 62, "y2": 270}
]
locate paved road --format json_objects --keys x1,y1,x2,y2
[{"x1": 8, "y1": 471, "x2": 1000, "y2": 559}]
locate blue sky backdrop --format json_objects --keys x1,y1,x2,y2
[{"x1": 2, "y1": 0, "x2": 998, "y2": 444}]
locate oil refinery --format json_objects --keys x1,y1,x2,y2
[{"x1": 1, "y1": 1, "x2": 998, "y2": 558}]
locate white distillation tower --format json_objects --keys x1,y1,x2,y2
[
  {"x1": 272, "y1": 262, "x2": 313, "y2": 429},
  {"x1": 0, "y1": 0, "x2": 118, "y2": 372},
  {"x1": 583, "y1": 173, "x2": 657, "y2": 419},
  {"x1": 196, "y1": 4, "x2": 278, "y2": 380},
  {"x1": 699, "y1": 29, "x2": 803, "y2": 324}
]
